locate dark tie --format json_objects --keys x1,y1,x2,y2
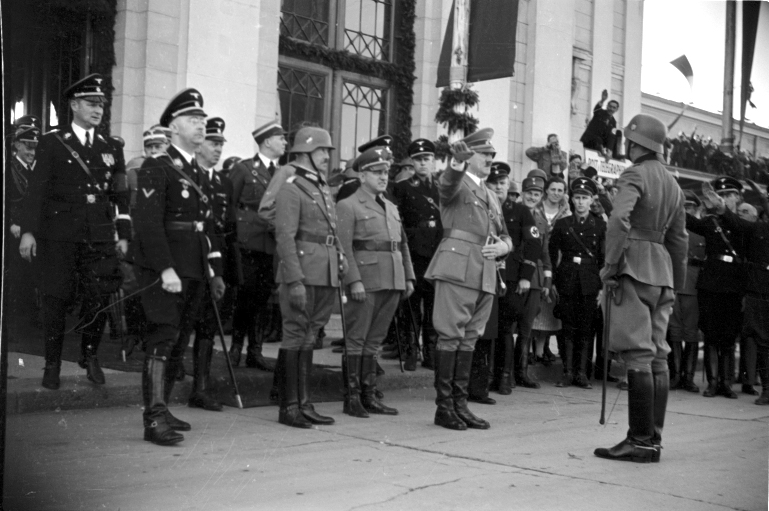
[
  {"x1": 375, "y1": 194, "x2": 386, "y2": 211},
  {"x1": 85, "y1": 132, "x2": 92, "y2": 148},
  {"x1": 268, "y1": 162, "x2": 276, "y2": 177}
]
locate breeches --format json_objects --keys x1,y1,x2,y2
[
  {"x1": 668, "y1": 293, "x2": 699, "y2": 344},
  {"x1": 432, "y1": 280, "x2": 494, "y2": 352},
  {"x1": 279, "y1": 283, "x2": 336, "y2": 351}
]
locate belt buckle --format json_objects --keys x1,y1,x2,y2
[
  {"x1": 573, "y1": 257, "x2": 582, "y2": 264},
  {"x1": 391, "y1": 241, "x2": 398, "y2": 252},
  {"x1": 86, "y1": 194, "x2": 96, "y2": 204},
  {"x1": 325, "y1": 235, "x2": 335, "y2": 247},
  {"x1": 722, "y1": 255, "x2": 733, "y2": 263},
  {"x1": 194, "y1": 221, "x2": 204, "y2": 232}
]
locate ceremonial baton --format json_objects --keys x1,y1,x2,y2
[{"x1": 209, "y1": 287, "x2": 244, "y2": 409}]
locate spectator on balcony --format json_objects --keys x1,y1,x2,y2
[
  {"x1": 568, "y1": 153, "x2": 583, "y2": 183},
  {"x1": 526, "y1": 134, "x2": 568, "y2": 179},
  {"x1": 580, "y1": 89, "x2": 621, "y2": 159}
]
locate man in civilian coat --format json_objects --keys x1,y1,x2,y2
[
  {"x1": 337, "y1": 147, "x2": 415, "y2": 418},
  {"x1": 19, "y1": 74, "x2": 130, "y2": 390},
  {"x1": 425, "y1": 128, "x2": 513, "y2": 431},
  {"x1": 595, "y1": 113, "x2": 688, "y2": 463}
]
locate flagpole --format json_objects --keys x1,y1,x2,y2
[
  {"x1": 449, "y1": 0, "x2": 470, "y2": 143},
  {"x1": 720, "y1": 0, "x2": 736, "y2": 155}
]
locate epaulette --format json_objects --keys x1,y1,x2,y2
[{"x1": 97, "y1": 134, "x2": 106, "y2": 142}]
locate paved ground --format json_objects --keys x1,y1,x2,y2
[{"x1": 6, "y1": 379, "x2": 768, "y2": 511}]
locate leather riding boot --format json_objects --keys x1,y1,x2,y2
[
  {"x1": 270, "y1": 349, "x2": 286, "y2": 402},
  {"x1": 703, "y1": 344, "x2": 719, "y2": 397},
  {"x1": 718, "y1": 346, "x2": 738, "y2": 399},
  {"x1": 343, "y1": 354, "x2": 369, "y2": 418},
  {"x1": 650, "y1": 371, "x2": 669, "y2": 462},
  {"x1": 42, "y1": 362, "x2": 61, "y2": 390},
  {"x1": 755, "y1": 345, "x2": 769, "y2": 405},
  {"x1": 298, "y1": 349, "x2": 335, "y2": 424},
  {"x1": 246, "y1": 327, "x2": 275, "y2": 371},
  {"x1": 667, "y1": 341, "x2": 682, "y2": 389},
  {"x1": 361, "y1": 355, "x2": 398, "y2": 415},
  {"x1": 143, "y1": 354, "x2": 184, "y2": 446},
  {"x1": 403, "y1": 329, "x2": 418, "y2": 372},
  {"x1": 681, "y1": 342, "x2": 700, "y2": 393},
  {"x1": 228, "y1": 337, "x2": 243, "y2": 368},
  {"x1": 188, "y1": 338, "x2": 223, "y2": 411},
  {"x1": 594, "y1": 370, "x2": 656, "y2": 463},
  {"x1": 162, "y1": 357, "x2": 191, "y2": 431},
  {"x1": 514, "y1": 336, "x2": 540, "y2": 389},
  {"x1": 556, "y1": 337, "x2": 574, "y2": 387},
  {"x1": 421, "y1": 333, "x2": 437, "y2": 370},
  {"x1": 573, "y1": 336, "x2": 593, "y2": 389},
  {"x1": 278, "y1": 350, "x2": 312, "y2": 429},
  {"x1": 468, "y1": 339, "x2": 495, "y2": 404},
  {"x1": 453, "y1": 350, "x2": 490, "y2": 429},
  {"x1": 741, "y1": 336, "x2": 758, "y2": 395},
  {"x1": 433, "y1": 350, "x2": 467, "y2": 430},
  {"x1": 79, "y1": 333, "x2": 106, "y2": 385}
]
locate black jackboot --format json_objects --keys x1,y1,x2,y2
[
  {"x1": 343, "y1": 354, "x2": 369, "y2": 418},
  {"x1": 703, "y1": 344, "x2": 719, "y2": 397},
  {"x1": 468, "y1": 339, "x2": 495, "y2": 404},
  {"x1": 422, "y1": 333, "x2": 437, "y2": 370},
  {"x1": 79, "y1": 335, "x2": 106, "y2": 385},
  {"x1": 740, "y1": 336, "x2": 758, "y2": 395},
  {"x1": 246, "y1": 328, "x2": 275, "y2": 371},
  {"x1": 556, "y1": 337, "x2": 574, "y2": 388},
  {"x1": 143, "y1": 354, "x2": 184, "y2": 446},
  {"x1": 278, "y1": 350, "x2": 312, "y2": 429},
  {"x1": 755, "y1": 345, "x2": 769, "y2": 405},
  {"x1": 594, "y1": 370, "x2": 656, "y2": 463},
  {"x1": 667, "y1": 341, "x2": 682, "y2": 389},
  {"x1": 298, "y1": 349, "x2": 335, "y2": 424},
  {"x1": 492, "y1": 335, "x2": 515, "y2": 394},
  {"x1": 573, "y1": 337, "x2": 593, "y2": 389},
  {"x1": 718, "y1": 346, "x2": 738, "y2": 399},
  {"x1": 453, "y1": 350, "x2": 490, "y2": 429},
  {"x1": 680, "y1": 343, "x2": 700, "y2": 393},
  {"x1": 188, "y1": 337, "x2": 223, "y2": 411},
  {"x1": 270, "y1": 349, "x2": 286, "y2": 402},
  {"x1": 650, "y1": 371, "x2": 669, "y2": 462},
  {"x1": 433, "y1": 350, "x2": 467, "y2": 430},
  {"x1": 163, "y1": 357, "x2": 191, "y2": 432},
  {"x1": 514, "y1": 335, "x2": 540, "y2": 389},
  {"x1": 361, "y1": 355, "x2": 398, "y2": 415},
  {"x1": 228, "y1": 339, "x2": 243, "y2": 367},
  {"x1": 42, "y1": 295, "x2": 66, "y2": 390}
]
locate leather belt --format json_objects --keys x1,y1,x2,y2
[
  {"x1": 443, "y1": 228, "x2": 490, "y2": 246},
  {"x1": 296, "y1": 231, "x2": 336, "y2": 246},
  {"x1": 570, "y1": 256, "x2": 594, "y2": 265},
  {"x1": 166, "y1": 221, "x2": 204, "y2": 232},
  {"x1": 353, "y1": 240, "x2": 400, "y2": 252},
  {"x1": 627, "y1": 228, "x2": 665, "y2": 244},
  {"x1": 53, "y1": 194, "x2": 108, "y2": 204},
  {"x1": 712, "y1": 254, "x2": 741, "y2": 264}
]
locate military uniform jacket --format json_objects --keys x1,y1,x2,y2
[
  {"x1": 424, "y1": 163, "x2": 511, "y2": 294},
  {"x1": 605, "y1": 154, "x2": 688, "y2": 290},
  {"x1": 129, "y1": 145, "x2": 222, "y2": 281},
  {"x1": 22, "y1": 125, "x2": 130, "y2": 243},
  {"x1": 275, "y1": 163, "x2": 345, "y2": 287},
  {"x1": 500, "y1": 198, "x2": 541, "y2": 284},
  {"x1": 393, "y1": 175, "x2": 443, "y2": 260},
  {"x1": 337, "y1": 188, "x2": 415, "y2": 292},
  {"x1": 230, "y1": 155, "x2": 276, "y2": 254},
  {"x1": 6, "y1": 156, "x2": 32, "y2": 228},
  {"x1": 528, "y1": 207, "x2": 553, "y2": 290},
  {"x1": 717, "y1": 210, "x2": 769, "y2": 296},
  {"x1": 685, "y1": 211, "x2": 746, "y2": 295},
  {"x1": 550, "y1": 214, "x2": 605, "y2": 296},
  {"x1": 679, "y1": 231, "x2": 705, "y2": 296}
]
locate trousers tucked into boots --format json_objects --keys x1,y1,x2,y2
[
  {"x1": 433, "y1": 350, "x2": 466, "y2": 430},
  {"x1": 514, "y1": 335, "x2": 540, "y2": 389},
  {"x1": 453, "y1": 351, "x2": 490, "y2": 430},
  {"x1": 143, "y1": 354, "x2": 184, "y2": 446},
  {"x1": 188, "y1": 337, "x2": 223, "y2": 411},
  {"x1": 298, "y1": 349, "x2": 335, "y2": 424},
  {"x1": 343, "y1": 354, "x2": 369, "y2": 418},
  {"x1": 361, "y1": 355, "x2": 398, "y2": 415},
  {"x1": 491, "y1": 335, "x2": 514, "y2": 394},
  {"x1": 468, "y1": 339, "x2": 495, "y2": 404}
]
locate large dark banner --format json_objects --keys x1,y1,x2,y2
[
  {"x1": 740, "y1": 1, "x2": 760, "y2": 137},
  {"x1": 436, "y1": 0, "x2": 519, "y2": 87}
]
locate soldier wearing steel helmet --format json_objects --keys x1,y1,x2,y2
[
  {"x1": 273, "y1": 126, "x2": 348, "y2": 429},
  {"x1": 594, "y1": 113, "x2": 688, "y2": 464}
]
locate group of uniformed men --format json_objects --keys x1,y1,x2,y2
[{"x1": 8, "y1": 74, "x2": 769, "y2": 464}]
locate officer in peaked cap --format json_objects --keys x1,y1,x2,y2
[
  {"x1": 337, "y1": 147, "x2": 415, "y2": 417},
  {"x1": 19, "y1": 72, "x2": 130, "y2": 391},
  {"x1": 359, "y1": 134, "x2": 393, "y2": 153},
  {"x1": 130, "y1": 88, "x2": 226, "y2": 446},
  {"x1": 13, "y1": 115, "x2": 41, "y2": 129},
  {"x1": 424, "y1": 128, "x2": 513, "y2": 431},
  {"x1": 221, "y1": 156, "x2": 241, "y2": 177},
  {"x1": 272, "y1": 126, "x2": 347, "y2": 429},
  {"x1": 228, "y1": 120, "x2": 287, "y2": 373},
  {"x1": 712, "y1": 176, "x2": 743, "y2": 196},
  {"x1": 337, "y1": 134, "x2": 395, "y2": 202}
]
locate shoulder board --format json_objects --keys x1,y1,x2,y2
[
  {"x1": 287, "y1": 175, "x2": 297, "y2": 184},
  {"x1": 97, "y1": 134, "x2": 106, "y2": 142}
]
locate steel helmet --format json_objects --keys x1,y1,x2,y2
[
  {"x1": 290, "y1": 127, "x2": 335, "y2": 153},
  {"x1": 624, "y1": 114, "x2": 666, "y2": 154}
]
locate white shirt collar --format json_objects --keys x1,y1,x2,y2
[
  {"x1": 466, "y1": 172, "x2": 482, "y2": 186},
  {"x1": 257, "y1": 152, "x2": 276, "y2": 168},
  {"x1": 16, "y1": 155, "x2": 30, "y2": 169},
  {"x1": 172, "y1": 144, "x2": 195, "y2": 164},
  {"x1": 71, "y1": 123, "x2": 95, "y2": 147}
]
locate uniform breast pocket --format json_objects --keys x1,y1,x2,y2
[
  {"x1": 357, "y1": 214, "x2": 378, "y2": 236},
  {"x1": 433, "y1": 240, "x2": 471, "y2": 283}
]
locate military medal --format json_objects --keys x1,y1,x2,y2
[
  {"x1": 102, "y1": 153, "x2": 115, "y2": 166},
  {"x1": 173, "y1": 158, "x2": 183, "y2": 169},
  {"x1": 428, "y1": 220, "x2": 436, "y2": 228},
  {"x1": 182, "y1": 190, "x2": 190, "y2": 199},
  {"x1": 86, "y1": 194, "x2": 96, "y2": 204},
  {"x1": 181, "y1": 179, "x2": 190, "y2": 198},
  {"x1": 103, "y1": 182, "x2": 110, "y2": 191}
]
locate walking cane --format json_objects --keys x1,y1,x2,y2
[
  {"x1": 392, "y1": 312, "x2": 405, "y2": 373},
  {"x1": 404, "y1": 297, "x2": 421, "y2": 362},
  {"x1": 600, "y1": 281, "x2": 616, "y2": 425},
  {"x1": 209, "y1": 288, "x2": 244, "y2": 409}
]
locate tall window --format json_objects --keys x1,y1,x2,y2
[
  {"x1": 278, "y1": 66, "x2": 328, "y2": 132},
  {"x1": 343, "y1": 0, "x2": 392, "y2": 61},
  {"x1": 280, "y1": 0, "x2": 331, "y2": 46},
  {"x1": 340, "y1": 82, "x2": 388, "y2": 161}
]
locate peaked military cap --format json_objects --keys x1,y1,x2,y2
[
  {"x1": 111, "y1": 135, "x2": 125, "y2": 149},
  {"x1": 522, "y1": 176, "x2": 545, "y2": 193},
  {"x1": 143, "y1": 127, "x2": 168, "y2": 146},
  {"x1": 14, "y1": 115, "x2": 41, "y2": 129},
  {"x1": 159, "y1": 88, "x2": 206, "y2": 127},
  {"x1": 205, "y1": 117, "x2": 227, "y2": 141},
  {"x1": 358, "y1": 134, "x2": 392, "y2": 153},
  {"x1": 571, "y1": 176, "x2": 597, "y2": 196},
  {"x1": 64, "y1": 73, "x2": 107, "y2": 100},
  {"x1": 712, "y1": 176, "x2": 742, "y2": 195},
  {"x1": 460, "y1": 127, "x2": 495, "y2": 154},
  {"x1": 252, "y1": 121, "x2": 285, "y2": 144},
  {"x1": 14, "y1": 126, "x2": 41, "y2": 144},
  {"x1": 150, "y1": 124, "x2": 172, "y2": 140},
  {"x1": 357, "y1": 147, "x2": 392, "y2": 172},
  {"x1": 222, "y1": 156, "x2": 242, "y2": 172},
  {"x1": 487, "y1": 161, "x2": 510, "y2": 183},
  {"x1": 509, "y1": 180, "x2": 520, "y2": 195},
  {"x1": 683, "y1": 190, "x2": 701, "y2": 208},
  {"x1": 408, "y1": 138, "x2": 435, "y2": 158}
]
